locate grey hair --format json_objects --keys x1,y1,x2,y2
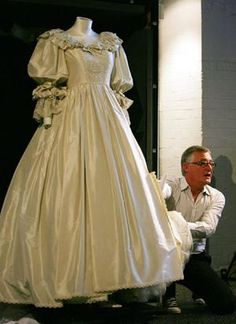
[{"x1": 181, "y1": 145, "x2": 211, "y2": 175}]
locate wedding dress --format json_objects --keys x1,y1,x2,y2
[{"x1": 0, "y1": 24, "x2": 191, "y2": 307}]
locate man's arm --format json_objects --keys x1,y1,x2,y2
[{"x1": 188, "y1": 191, "x2": 225, "y2": 238}]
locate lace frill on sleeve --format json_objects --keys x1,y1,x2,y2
[
  {"x1": 111, "y1": 45, "x2": 134, "y2": 125},
  {"x1": 28, "y1": 30, "x2": 69, "y2": 128}
]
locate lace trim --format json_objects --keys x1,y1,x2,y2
[
  {"x1": 0, "y1": 279, "x2": 181, "y2": 308},
  {"x1": 39, "y1": 29, "x2": 123, "y2": 52},
  {"x1": 32, "y1": 81, "x2": 67, "y2": 128}
]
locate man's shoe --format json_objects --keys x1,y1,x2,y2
[
  {"x1": 192, "y1": 293, "x2": 206, "y2": 305},
  {"x1": 193, "y1": 297, "x2": 206, "y2": 305},
  {"x1": 164, "y1": 297, "x2": 181, "y2": 314}
]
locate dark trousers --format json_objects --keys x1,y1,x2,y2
[{"x1": 165, "y1": 252, "x2": 236, "y2": 314}]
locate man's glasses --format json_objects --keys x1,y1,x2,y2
[{"x1": 188, "y1": 161, "x2": 216, "y2": 168}]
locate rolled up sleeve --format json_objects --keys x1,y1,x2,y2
[{"x1": 188, "y1": 190, "x2": 225, "y2": 238}]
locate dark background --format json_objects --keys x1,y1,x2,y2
[{"x1": 0, "y1": 0, "x2": 158, "y2": 206}]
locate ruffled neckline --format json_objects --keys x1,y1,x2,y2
[{"x1": 39, "y1": 29, "x2": 123, "y2": 52}]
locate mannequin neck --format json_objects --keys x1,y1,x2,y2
[{"x1": 67, "y1": 17, "x2": 98, "y2": 40}]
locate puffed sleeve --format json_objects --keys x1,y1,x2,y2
[
  {"x1": 111, "y1": 46, "x2": 134, "y2": 124},
  {"x1": 28, "y1": 31, "x2": 69, "y2": 128}
]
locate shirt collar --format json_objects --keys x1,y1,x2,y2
[{"x1": 180, "y1": 177, "x2": 210, "y2": 196}]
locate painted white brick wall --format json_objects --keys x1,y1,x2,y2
[{"x1": 158, "y1": 0, "x2": 202, "y2": 178}]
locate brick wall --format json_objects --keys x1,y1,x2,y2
[
  {"x1": 158, "y1": 0, "x2": 202, "y2": 178},
  {"x1": 159, "y1": 0, "x2": 236, "y2": 270}
]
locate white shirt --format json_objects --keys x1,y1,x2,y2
[{"x1": 165, "y1": 177, "x2": 225, "y2": 254}]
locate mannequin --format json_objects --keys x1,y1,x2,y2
[{"x1": 66, "y1": 16, "x2": 98, "y2": 43}]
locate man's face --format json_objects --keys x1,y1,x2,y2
[{"x1": 183, "y1": 151, "x2": 215, "y2": 187}]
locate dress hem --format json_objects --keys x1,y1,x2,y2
[{"x1": 0, "y1": 275, "x2": 183, "y2": 308}]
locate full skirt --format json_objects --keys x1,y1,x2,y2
[{"x1": 0, "y1": 84, "x2": 187, "y2": 307}]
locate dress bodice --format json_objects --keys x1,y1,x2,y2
[
  {"x1": 65, "y1": 45, "x2": 114, "y2": 87},
  {"x1": 27, "y1": 28, "x2": 134, "y2": 126},
  {"x1": 28, "y1": 29, "x2": 123, "y2": 86}
]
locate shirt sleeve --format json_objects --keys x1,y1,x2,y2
[
  {"x1": 28, "y1": 34, "x2": 69, "y2": 128},
  {"x1": 187, "y1": 190, "x2": 225, "y2": 238},
  {"x1": 165, "y1": 177, "x2": 225, "y2": 239}
]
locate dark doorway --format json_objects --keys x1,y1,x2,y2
[{"x1": 0, "y1": 0, "x2": 157, "y2": 206}]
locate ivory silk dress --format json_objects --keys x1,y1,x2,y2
[{"x1": 0, "y1": 29, "x2": 191, "y2": 307}]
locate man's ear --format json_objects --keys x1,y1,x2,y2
[{"x1": 182, "y1": 162, "x2": 189, "y2": 174}]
